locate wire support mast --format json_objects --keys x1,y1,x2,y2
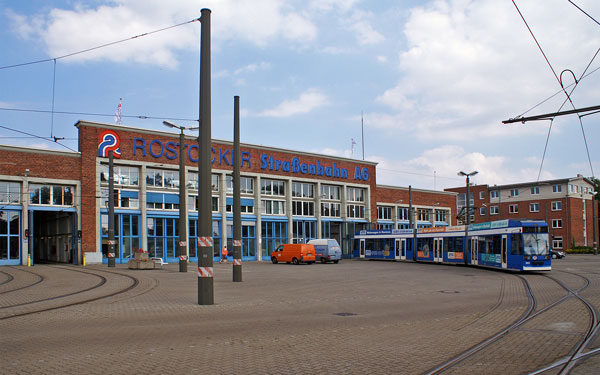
[{"x1": 502, "y1": 105, "x2": 600, "y2": 124}]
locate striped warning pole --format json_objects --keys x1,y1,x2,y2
[
  {"x1": 197, "y1": 235, "x2": 214, "y2": 304},
  {"x1": 232, "y1": 95, "x2": 242, "y2": 282}
]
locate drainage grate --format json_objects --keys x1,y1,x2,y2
[
  {"x1": 439, "y1": 290, "x2": 460, "y2": 294},
  {"x1": 334, "y1": 312, "x2": 358, "y2": 316}
]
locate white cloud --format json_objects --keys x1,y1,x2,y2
[
  {"x1": 233, "y1": 62, "x2": 271, "y2": 75},
  {"x1": 372, "y1": 145, "x2": 558, "y2": 190},
  {"x1": 312, "y1": 147, "x2": 354, "y2": 159},
  {"x1": 0, "y1": 101, "x2": 17, "y2": 109},
  {"x1": 5, "y1": 0, "x2": 317, "y2": 67},
  {"x1": 258, "y1": 88, "x2": 330, "y2": 117},
  {"x1": 374, "y1": 0, "x2": 600, "y2": 142},
  {"x1": 347, "y1": 17, "x2": 384, "y2": 45},
  {"x1": 309, "y1": 0, "x2": 358, "y2": 13}
]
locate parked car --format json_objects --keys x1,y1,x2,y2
[
  {"x1": 271, "y1": 244, "x2": 315, "y2": 265},
  {"x1": 307, "y1": 239, "x2": 342, "y2": 263},
  {"x1": 551, "y1": 249, "x2": 566, "y2": 259}
]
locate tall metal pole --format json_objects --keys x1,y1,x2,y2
[
  {"x1": 197, "y1": 8, "x2": 213, "y2": 305},
  {"x1": 464, "y1": 175, "x2": 470, "y2": 265},
  {"x1": 178, "y1": 129, "x2": 188, "y2": 272},
  {"x1": 107, "y1": 150, "x2": 116, "y2": 267},
  {"x1": 233, "y1": 96, "x2": 242, "y2": 282},
  {"x1": 409, "y1": 185, "x2": 416, "y2": 261}
]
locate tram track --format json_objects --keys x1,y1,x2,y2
[
  {"x1": 452, "y1": 276, "x2": 507, "y2": 332},
  {"x1": 426, "y1": 274, "x2": 537, "y2": 375},
  {"x1": 530, "y1": 270, "x2": 599, "y2": 375},
  {"x1": 425, "y1": 269, "x2": 600, "y2": 375},
  {"x1": 0, "y1": 269, "x2": 15, "y2": 286},
  {"x1": 0, "y1": 266, "x2": 44, "y2": 295},
  {"x1": 0, "y1": 266, "x2": 140, "y2": 321}
]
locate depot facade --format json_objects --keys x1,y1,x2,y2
[{"x1": 0, "y1": 121, "x2": 455, "y2": 266}]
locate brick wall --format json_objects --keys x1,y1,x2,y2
[
  {"x1": 0, "y1": 147, "x2": 80, "y2": 180},
  {"x1": 79, "y1": 122, "x2": 378, "y2": 247},
  {"x1": 374, "y1": 186, "x2": 457, "y2": 225}
]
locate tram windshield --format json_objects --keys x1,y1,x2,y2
[{"x1": 523, "y1": 227, "x2": 549, "y2": 256}]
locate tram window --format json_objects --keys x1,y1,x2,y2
[
  {"x1": 478, "y1": 239, "x2": 487, "y2": 254},
  {"x1": 510, "y1": 234, "x2": 523, "y2": 255},
  {"x1": 492, "y1": 236, "x2": 502, "y2": 254},
  {"x1": 366, "y1": 239, "x2": 375, "y2": 250},
  {"x1": 456, "y1": 238, "x2": 464, "y2": 252},
  {"x1": 523, "y1": 226, "x2": 548, "y2": 233}
]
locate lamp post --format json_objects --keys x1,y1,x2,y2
[
  {"x1": 163, "y1": 121, "x2": 199, "y2": 272},
  {"x1": 592, "y1": 191, "x2": 598, "y2": 256},
  {"x1": 458, "y1": 170, "x2": 478, "y2": 265}
]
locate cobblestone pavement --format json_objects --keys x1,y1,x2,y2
[{"x1": 1, "y1": 256, "x2": 599, "y2": 374}]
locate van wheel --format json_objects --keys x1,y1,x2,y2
[
  {"x1": 292, "y1": 258, "x2": 299, "y2": 265},
  {"x1": 271, "y1": 257, "x2": 278, "y2": 264},
  {"x1": 320, "y1": 258, "x2": 327, "y2": 264},
  {"x1": 333, "y1": 260, "x2": 339, "y2": 264}
]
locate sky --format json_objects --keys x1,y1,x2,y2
[{"x1": 1, "y1": 0, "x2": 599, "y2": 191}]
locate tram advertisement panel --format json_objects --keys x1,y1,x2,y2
[{"x1": 480, "y1": 254, "x2": 501, "y2": 263}]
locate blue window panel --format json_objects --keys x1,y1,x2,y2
[
  {"x1": 164, "y1": 194, "x2": 179, "y2": 204},
  {"x1": 226, "y1": 197, "x2": 254, "y2": 206},
  {"x1": 121, "y1": 190, "x2": 139, "y2": 199},
  {"x1": 147, "y1": 192, "x2": 163, "y2": 203}
]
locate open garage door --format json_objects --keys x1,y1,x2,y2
[{"x1": 31, "y1": 209, "x2": 78, "y2": 265}]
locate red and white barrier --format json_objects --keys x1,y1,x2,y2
[
  {"x1": 233, "y1": 258, "x2": 242, "y2": 266},
  {"x1": 197, "y1": 267, "x2": 214, "y2": 278},
  {"x1": 197, "y1": 236, "x2": 213, "y2": 247}
]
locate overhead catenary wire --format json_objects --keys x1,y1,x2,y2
[
  {"x1": 512, "y1": 0, "x2": 597, "y2": 180},
  {"x1": 0, "y1": 17, "x2": 201, "y2": 70},
  {"x1": 0, "y1": 124, "x2": 77, "y2": 152},
  {"x1": 0, "y1": 107, "x2": 198, "y2": 123},
  {"x1": 515, "y1": 64, "x2": 600, "y2": 119},
  {"x1": 568, "y1": 0, "x2": 600, "y2": 27},
  {"x1": 51, "y1": 59, "x2": 57, "y2": 139}
]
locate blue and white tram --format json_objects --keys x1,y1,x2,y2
[{"x1": 354, "y1": 219, "x2": 551, "y2": 272}]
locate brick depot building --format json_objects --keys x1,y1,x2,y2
[
  {"x1": 445, "y1": 176, "x2": 597, "y2": 251},
  {"x1": 0, "y1": 121, "x2": 456, "y2": 266}
]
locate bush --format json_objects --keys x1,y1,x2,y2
[{"x1": 566, "y1": 246, "x2": 595, "y2": 254}]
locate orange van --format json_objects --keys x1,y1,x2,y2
[{"x1": 271, "y1": 244, "x2": 315, "y2": 265}]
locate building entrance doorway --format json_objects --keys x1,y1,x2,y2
[{"x1": 31, "y1": 209, "x2": 78, "y2": 264}]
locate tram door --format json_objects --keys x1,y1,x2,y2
[
  {"x1": 471, "y1": 237, "x2": 478, "y2": 265},
  {"x1": 400, "y1": 238, "x2": 407, "y2": 260},
  {"x1": 394, "y1": 239, "x2": 401, "y2": 260},
  {"x1": 501, "y1": 235, "x2": 507, "y2": 269},
  {"x1": 434, "y1": 238, "x2": 443, "y2": 263},
  {"x1": 359, "y1": 239, "x2": 365, "y2": 258}
]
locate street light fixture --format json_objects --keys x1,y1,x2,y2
[
  {"x1": 163, "y1": 121, "x2": 200, "y2": 272},
  {"x1": 458, "y1": 170, "x2": 478, "y2": 265}
]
